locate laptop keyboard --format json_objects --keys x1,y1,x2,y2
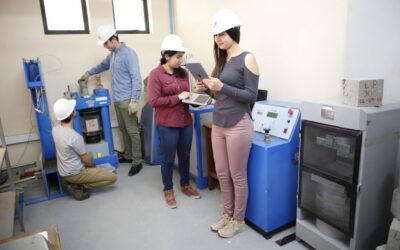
[{"x1": 193, "y1": 95, "x2": 210, "y2": 103}]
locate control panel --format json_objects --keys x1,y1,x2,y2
[{"x1": 252, "y1": 103, "x2": 300, "y2": 140}]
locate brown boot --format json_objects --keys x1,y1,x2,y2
[
  {"x1": 72, "y1": 186, "x2": 90, "y2": 201},
  {"x1": 164, "y1": 189, "x2": 177, "y2": 209},
  {"x1": 181, "y1": 185, "x2": 201, "y2": 199}
]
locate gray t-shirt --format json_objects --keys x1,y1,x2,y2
[
  {"x1": 213, "y1": 51, "x2": 260, "y2": 128},
  {"x1": 52, "y1": 124, "x2": 86, "y2": 176}
]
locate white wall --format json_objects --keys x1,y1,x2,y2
[
  {"x1": 345, "y1": 0, "x2": 400, "y2": 103},
  {"x1": 174, "y1": 0, "x2": 348, "y2": 102},
  {"x1": 2, "y1": 0, "x2": 399, "y2": 168},
  {"x1": 344, "y1": 0, "x2": 400, "y2": 184},
  {"x1": 0, "y1": 0, "x2": 171, "y2": 165},
  {"x1": 174, "y1": 0, "x2": 400, "y2": 181}
]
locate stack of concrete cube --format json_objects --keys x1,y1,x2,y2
[
  {"x1": 377, "y1": 188, "x2": 400, "y2": 250},
  {"x1": 387, "y1": 189, "x2": 400, "y2": 250},
  {"x1": 342, "y1": 79, "x2": 383, "y2": 107}
]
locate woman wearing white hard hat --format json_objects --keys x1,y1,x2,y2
[
  {"x1": 148, "y1": 34, "x2": 201, "y2": 209},
  {"x1": 197, "y1": 9, "x2": 260, "y2": 238}
]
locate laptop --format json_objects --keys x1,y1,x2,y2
[
  {"x1": 180, "y1": 62, "x2": 212, "y2": 106},
  {"x1": 182, "y1": 92, "x2": 212, "y2": 106}
]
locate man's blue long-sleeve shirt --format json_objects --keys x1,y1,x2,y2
[{"x1": 89, "y1": 42, "x2": 142, "y2": 102}]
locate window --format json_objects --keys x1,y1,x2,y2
[
  {"x1": 39, "y1": 0, "x2": 89, "y2": 34},
  {"x1": 112, "y1": 0, "x2": 150, "y2": 34}
]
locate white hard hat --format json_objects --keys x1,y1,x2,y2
[
  {"x1": 210, "y1": 9, "x2": 240, "y2": 36},
  {"x1": 53, "y1": 99, "x2": 76, "y2": 121},
  {"x1": 160, "y1": 34, "x2": 188, "y2": 52},
  {"x1": 97, "y1": 24, "x2": 117, "y2": 45}
]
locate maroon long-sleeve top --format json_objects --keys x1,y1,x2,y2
[{"x1": 148, "y1": 65, "x2": 193, "y2": 127}]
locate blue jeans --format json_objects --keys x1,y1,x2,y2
[{"x1": 157, "y1": 125, "x2": 193, "y2": 191}]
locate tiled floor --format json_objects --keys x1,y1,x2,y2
[{"x1": 24, "y1": 163, "x2": 310, "y2": 250}]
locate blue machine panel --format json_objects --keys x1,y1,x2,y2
[
  {"x1": 71, "y1": 89, "x2": 118, "y2": 169},
  {"x1": 189, "y1": 105, "x2": 213, "y2": 189},
  {"x1": 245, "y1": 100, "x2": 301, "y2": 238}
]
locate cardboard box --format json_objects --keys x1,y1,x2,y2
[
  {"x1": 387, "y1": 218, "x2": 400, "y2": 250},
  {"x1": 342, "y1": 79, "x2": 383, "y2": 107},
  {"x1": 376, "y1": 244, "x2": 387, "y2": 250}
]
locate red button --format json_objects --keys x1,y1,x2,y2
[
  {"x1": 288, "y1": 109, "x2": 293, "y2": 116},
  {"x1": 283, "y1": 128, "x2": 288, "y2": 133}
]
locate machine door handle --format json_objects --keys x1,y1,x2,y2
[{"x1": 293, "y1": 148, "x2": 299, "y2": 165}]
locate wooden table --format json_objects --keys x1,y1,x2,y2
[
  {"x1": 0, "y1": 224, "x2": 62, "y2": 250},
  {"x1": 0, "y1": 191, "x2": 15, "y2": 240},
  {"x1": 0, "y1": 148, "x2": 15, "y2": 240},
  {"x1": 203, "y1": 123, "x2": 219, "y2": 190}
]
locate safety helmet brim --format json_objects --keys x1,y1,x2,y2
[
  {"x1": 210, "y1": 9, "x2": 241, "y2": 36},
  {"x1": 210, "y1": 25, "x2": 240, "y2": 36},
  {"x1": 97, "y1": 34, "x2": 115, "y2": 45},
  {"x1": 97, "y1": 25, "x2": 117, "y2": 45},
  {"x1": 161, "y1": 47, "x2": 189, "y2": 53},
  {"x1": 160, "y1": 34, "x2": 189, "y2": 52}
]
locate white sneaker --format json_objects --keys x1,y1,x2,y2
[
  {"x1": 218, "y1": 219, "x2": 245, "y2": 238},
  {"x1": 210, "y1": 214, "x2": 231, "y2": 232}
]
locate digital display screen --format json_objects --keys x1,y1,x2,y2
[{"x1": 267, "y1": 112, "x2": 278, "y2": 118}]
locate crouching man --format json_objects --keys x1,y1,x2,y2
[{"x1": 52, "y1": 98, "x2": 117, "y2": 201}]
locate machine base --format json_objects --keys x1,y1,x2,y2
[{"x1": 245, "y1": 218, "x2": 295, "y2": 240}]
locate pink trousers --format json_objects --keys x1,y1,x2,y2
[{"x1": 212, "y1": 113, "x2": 253, "y2": 221}]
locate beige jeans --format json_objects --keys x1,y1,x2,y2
[
  {"x1": 114, "y1": 100, "x2": 142, "y2": 166},
  {"x1": 63, "y1": 168, "x2": 117, "y2": 189},
  {"x1": 212, "y1": 113, "x2": 253, "y2": 221}
]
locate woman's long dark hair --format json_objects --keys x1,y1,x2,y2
[
  {"x1": 211, "y1": 27, "x2": 241, "y2": 78},
  {"x1": 160, "y1": 51, "x2": 186, "y2": 78}
]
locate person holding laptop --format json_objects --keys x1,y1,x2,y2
[
  {"x1": 196, "y1": 9, "x2": 260, "y2": 238},
  {"x1": 148, "y1": 34, "x2": 201, "y2": 209}
]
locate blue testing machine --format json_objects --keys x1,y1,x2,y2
[{"x1": 245, "y1": 100, "x2": 301, "y2": 238}]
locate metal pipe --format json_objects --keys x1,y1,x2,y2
[
  {"x1": 10, "y1": 162, "x2": 36, "y2": 170},
  {"x1": 168, "y1": 0, "x2": 174, "y2": 33}
]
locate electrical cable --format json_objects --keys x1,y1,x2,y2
[
  {"x1": 35, "y1": 54, "x2": 64, "y2": 80},
  {"x1": 15, "y1": 54, "x2": 63, "y2": 166},
  {"x1": 14, "y1": 102, "x2": 35, "y2": 167}
]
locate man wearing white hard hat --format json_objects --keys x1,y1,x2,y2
[
  {"x1": 52, "y1": 98, "x2": 117, "y2": 201},
  {"x1": 78, "y1": 24, "x2": 143, "y2": 177},
  {"x1": 196, "y1": 9, "x2": 260, "y2": 238}
]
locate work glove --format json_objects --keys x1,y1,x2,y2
[
  {"x1": 78, "y1": 71, "x2": 91, "y2": 86},
  {"x1": 77, "y1": 71, "x2": 91, "y2": 96},
  {"x1": 128, "y1": 99, "x2": 139, "y2": 115},
  {"x1": 94, "y1": 74, "x2": 103, "y2": 89}
]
